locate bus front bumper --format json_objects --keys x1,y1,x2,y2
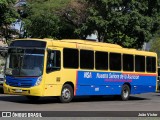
[{"x1": 3, "y1": 83, "x2": 43, "y2": 96}]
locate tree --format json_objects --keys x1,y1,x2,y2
[
  {"x1": 22, "y1": 0, "x2": 89, "y2": 39},
  {"x1": 59, "y1": 0, "x2": 89, "y2": 39},
  {"x1": 76, "y1": 0, "x2": 160, "y2": 48},
  {"x1": 23, "y1": 0, "x2": 71, "y2": 38},
  {"x1": 23, "y1": 0, "x2": 160, "y2": 48},
  {"x1": 150, "y1": 29, "x2": 160, "y2": 65},
  {"x1": 0, "y1": 0, "x2": 19, "y2": 44}
]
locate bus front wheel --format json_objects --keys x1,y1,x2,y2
[
  {"x1": 121, "y1": 84, "x2": 130, "y2": 101},
  {"x1": 59, "y1": 84, "x2": 73, "y2": 103}
]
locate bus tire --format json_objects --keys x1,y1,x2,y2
[
  {"x1": 59, "y1": 84, "x2": 73, "y2": 103},
  {"x1": 121, "y1": 84, "x2": 130, "y2": 101}
]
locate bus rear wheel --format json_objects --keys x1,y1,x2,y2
[
  {"x1": 121, "y1": 84, "x2": 130, "y2": 101},
  {"x1": 59, "y1": 84, "x2": 73, "y2": 103}
]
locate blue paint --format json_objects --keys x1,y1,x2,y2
[
  {"x1": 75, "y1": 71, "x2": 156, "y2": 96},
  {"x1": 6, "y1": 76, "x2": 38, "y2": 87}
]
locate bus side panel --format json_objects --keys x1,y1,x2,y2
[
  {"x1": 130, "y1": 75, "x2": 156, "y2": 94},
  {"x1": 43, "y1": 71, "x2": 62, "y2": 96},
  {"x1": 76, "y1": 85, "x2": 121, "y2": 95},
  {"x1": 43, "y1": 70, "x2": 77, "y2": 96},
  {"x1": 75, "y1": 71, "x2": 156, "y2": 96},
  {"x1": 75, "y1": 71, "x2": 123, "y2": 96}
]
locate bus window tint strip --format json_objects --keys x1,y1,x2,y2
[{"x1": 10, "y1": 40, "x2": 46, "y2": 48}]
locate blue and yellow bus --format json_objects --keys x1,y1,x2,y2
[{"x1": 3, "y1": 39, "x2": 157, "y2": 103}]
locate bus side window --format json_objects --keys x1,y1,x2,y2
[
  {"x1": 63, "y1": 48, "x2": 79, "y2": 69},
  {"x1": 109, "y1": 53, "x2": 121, "y2": 71},
  {"x1": 46, "y1": 50, "x2": 61, "y2": 73},
  {"x1": 146, "y1": 56, "x2": 156, "y2": 73},
  {"x1": 135, "y1": 55, "x2": 145, "y2": 72},
  {"x1": 123, "y1": 54, "x2": 134, "y2": 71},
  {"x1": 95, "y1": 51, "x2": 108, "y2": 70},
  {"x1": 80, "y1": 50, "x2": 94, "y2": 69}
]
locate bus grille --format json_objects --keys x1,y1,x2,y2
[{"x1": 6, "y1": 77, "x2": 36, "y2": 88}]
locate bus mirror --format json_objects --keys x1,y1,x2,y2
[{"x1": 50, "y1": 53, "x2": 54, "y2": 60}]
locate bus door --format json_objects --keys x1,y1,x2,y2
[{"x1": 43, "y1": 49, "x2": 61, "y2": 96}]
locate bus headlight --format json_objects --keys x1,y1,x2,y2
[{"x1": 35, "y1": 76, "x2": 42, "y2": 86}]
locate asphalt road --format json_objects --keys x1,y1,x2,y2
[{"x1": 0, "y1": 91, "x2": 160, "y2": 112}]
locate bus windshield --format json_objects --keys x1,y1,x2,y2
[{"x1": 5, "y1": 48, "x2": 44, "y2": 77}]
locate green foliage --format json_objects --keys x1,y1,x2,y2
[
  {"x1": 150, "y1": 30, "x2": 160, "y2": 65},
  {"x1": 0, "y1": 0, "x2": 19, "y2": 44},
  {"x1": 22, "y1": 0, "x2": 160, "y2": 48},
  {"x1": 24, "y1": 13, "x2": 61, "y2": 38},
  {"x1": 77, "y1": 0, "x2": 160, "y2": 48},
  {"x1": 23, "y1": 0, "x2": 71, "y2": 38}
]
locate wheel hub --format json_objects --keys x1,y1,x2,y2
[
  {"x1": 62, "y1": 88, "x2": 71, "y2": 100},
  {"x1": 123, "y1": 89, "x2": 128, "y2": 98}
]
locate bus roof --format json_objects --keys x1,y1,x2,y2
[
  {"x1": 14, "y1": 38, "x2": 157, "y2": 56},
  {"x1": 60, "y1": 39, "x2": 122, "y2": 48},
  {"x1": 15, "y1": 38, "x2": 122, "y2": 48}
]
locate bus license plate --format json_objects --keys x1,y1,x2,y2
[{"x1": 15, "y1": 89, "x2": 22, "y2": 93}]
